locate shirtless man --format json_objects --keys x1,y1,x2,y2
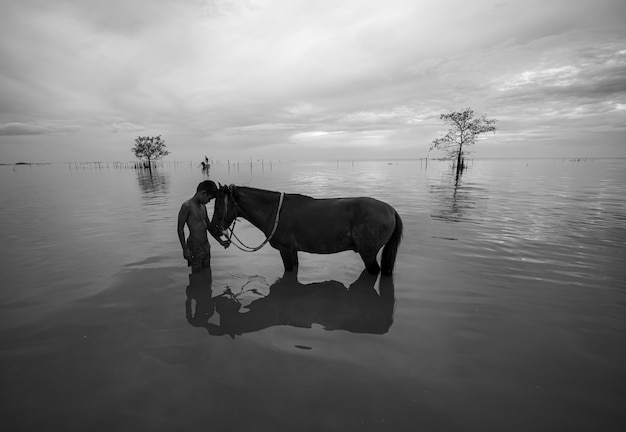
[{"x1": 177, "y1": 180, "x2": 228, "y2": 272}]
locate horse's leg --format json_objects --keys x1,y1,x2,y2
[
  {"x1": 279, "y1": 249, "x2": 293, "y2": 271},
  {"x1": 280, "y1": 249, "x2": 298, "y2": 272},
  {"x1": 359, "y1": 252, "x2": 381, "y2": 275},
  {"x1": 349, "y1": 269, "x2": 378, "y2": 295},
  {"x1": 353, "y1": 220, "x2": 387, "y2": 275}
]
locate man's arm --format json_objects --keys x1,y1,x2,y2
[{"x1": 177, "y1": 204, "x2": 192, "y2": 257}]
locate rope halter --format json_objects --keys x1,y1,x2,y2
[{"x1": 222, "y1": 188, "x2": 285, "y2": 252}]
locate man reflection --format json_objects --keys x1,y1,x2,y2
[
  {"x1": 185, "y1": 268, "x2": 240, "y2": 337},
  {"x1": 185, "y1": 269, "x2": 216, "y2": 327}
]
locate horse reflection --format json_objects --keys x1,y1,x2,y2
[{"x1": 185, "y1": 270, "x2": 395, "y2": 338}]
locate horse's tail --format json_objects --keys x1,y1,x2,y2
[{"x1": 381, "y1": 210, "x2": 403, "y2": 276}]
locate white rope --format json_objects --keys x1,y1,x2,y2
[{"x1": 227, "y1": 192, "x2": 284, "y2": 252}]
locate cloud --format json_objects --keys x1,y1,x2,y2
[
  {"x1": 111, "y1": 122, "x2": 146, "y2": 133},
  {"x1": 226, "y1": 123, "x2": 304, "y2": 133},
  {"x1": 0, "y1": 122, "x2": 80, "y2": 136},
  {"x1": 1, "y1": 0, "x2": 625, "y2": 161},
  {"x1": 490, "y1": 38, "x2": 626, "y2": 131},
  {"x1": 291, "y1": 131, "x2": 347, "y2": 140}
]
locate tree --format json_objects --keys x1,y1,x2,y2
[
  {"x1": 430, "y1": 108, "x2": 496, "y2": 177},
  {"x1": 131, "y1": 135, "x2": 169, "y2": 172}
]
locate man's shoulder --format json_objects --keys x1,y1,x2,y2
[{"x1": 180, "y1": 199, "x2": 194, "y2": 211}]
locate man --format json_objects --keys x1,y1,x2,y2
[{"x1": 177, "y1": 180, "x2": 228, "y2": 272}]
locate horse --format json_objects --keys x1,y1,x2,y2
[{"x1": 210, "y1": 185, "x2": 403, "y2": 276}]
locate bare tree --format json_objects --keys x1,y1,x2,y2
[
  {"x1": 430, "y1": 108, "x2": 497, "y2": 177},
  {"x1": 131, "y1": 135, "x2": 169, "y2": 172}
]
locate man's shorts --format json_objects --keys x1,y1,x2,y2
[{"x1": 187, "y1": 239, "x2": 211, "y2": 269}]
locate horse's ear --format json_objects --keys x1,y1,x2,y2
[{"x1": 226, "y1": 184, "x2": 237, "y2": 200}]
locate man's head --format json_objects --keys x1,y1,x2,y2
[{"x1": 196, "y1": 180, "x2": 218, "y2": 204}]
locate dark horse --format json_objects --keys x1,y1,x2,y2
[{"x1": 210, "y1": 185, "x2": 403, "y2": 275}]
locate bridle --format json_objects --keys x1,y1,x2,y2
[{"x1": 217, "y1": 185, "x2": 285, "y2": 252}]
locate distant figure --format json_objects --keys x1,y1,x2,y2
[
  {"x1": 177, "y1": 180, "x2": 228, "y2": 272},
  {"x1": 200, "y1": 155, "x2": 210, "y2": 172}
]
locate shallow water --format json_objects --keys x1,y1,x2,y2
[{"x1": 1, "y1": 159, "x2": 625, "y2": 431}]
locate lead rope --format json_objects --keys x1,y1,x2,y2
[{"x1": 226, "y1": 192, "x2": 285, "y2": 252}]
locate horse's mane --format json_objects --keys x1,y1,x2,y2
[{"x1": 234, "y1": 185, "x2": 314, "y2": 202}]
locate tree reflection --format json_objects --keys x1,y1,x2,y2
[
  {"x1": 185, "y1": 269, "x2": 395, "y2": 338},
  {"x1": 135, "y1": 168, "x2": 170, "y2": 196},
  {"x1": 429, "y1": 169, "x2": 481, "y2": 223}
]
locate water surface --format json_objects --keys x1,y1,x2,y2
[{"x1": 1, "y1": 159, "x2": 625, "y2": 431}]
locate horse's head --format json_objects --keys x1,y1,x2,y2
[{"x1": 211, "y1": 184, "x2": 239, "y2": 233}]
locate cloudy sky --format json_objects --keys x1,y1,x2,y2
[{"x1": 1, "y1": 0, "x2": 625, "y2": 162}]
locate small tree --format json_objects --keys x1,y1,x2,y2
[
  {"x1": 430, "y1": 108, "x2": 496, "y2": 177},
  {"x1": 131, "y1": 135, "x2": 169, "y2": 172}
]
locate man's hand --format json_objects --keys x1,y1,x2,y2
[
  {"x1": 183, "y1": 248, "x2": 193, "y2": 261},
  {"x1": 208, "y1": 224, "x2": 230, "y2": 248}
]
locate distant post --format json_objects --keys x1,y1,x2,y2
[
  {"x1": 131, "y1": 135, "x2": 170, "y2": 173},
  {"x1": 430, "y1": 108, "x2": 496, "y2": 178}
]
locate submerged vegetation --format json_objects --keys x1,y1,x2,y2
[
  {"x1": 430, "y1": 108, "x2": 497, "y2": 178},
  {"x1": 131, "y1": 135, "x2": 170, "y2": 172}
]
